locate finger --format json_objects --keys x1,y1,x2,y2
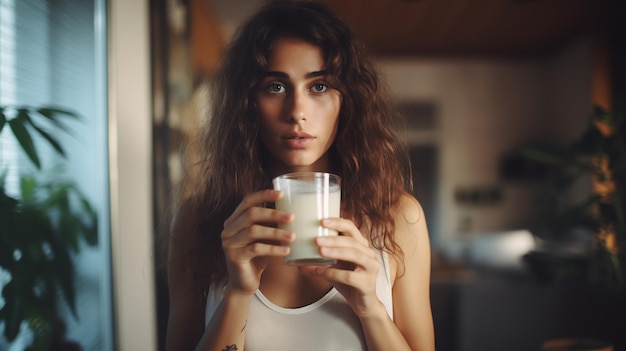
[
  {"x1": 223, "y1": 224, "x2": 294, "y2": 249},
  {"x1": 227, "y1": 241, "x2": 291, "y2": 262},
  {"x1": 321, "y1": 218, "x2": 369, "y2": 246},
  {"x1": 222, "y1": 204, "x2": 293, "y2": 240},
  {"x1": 224, "y1": 190, "x2": 284, "y2": 228},
  {"x1": 318, "y1": 245, "x2": 378, "y2": 272},
  {"x1": 300, "y1": 265, "x2": 374, "y2": 289},
  {"x1": 316, "y1": 235, "x2": 376, "y2": 261}
]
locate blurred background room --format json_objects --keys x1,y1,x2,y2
[{"x1": 1, "y1": 0, "x2": 625, "y2": 350}]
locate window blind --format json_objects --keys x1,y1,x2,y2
[{"x1": 0, "y1": 0, "x2": 112, "y2": 350}]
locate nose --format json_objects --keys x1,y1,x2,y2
[{"x1": 287, "y1": 90, "x2": 308, "y2": 123}]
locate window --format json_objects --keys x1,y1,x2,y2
[{"x1": 0, "y1": 0, "x2": 112, "y2": 349}]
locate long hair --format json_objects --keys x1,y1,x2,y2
[{"x1": 172, "y1": 0, "x2": 412, "y2": 294}]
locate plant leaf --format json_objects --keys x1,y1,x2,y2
[
  {"x1": 35, "y1": 107, "x2": 80, "y2": 131},
  {"x1": 0, "y1": 107, "x2": 6, "y2": 134},
  {"x1": 30, "y1": 122, "x2": 66, "y2": 158},
  {"x1": 20, "y1": 176, "x2": 36, "y2": 202},
  {"x1": 61, "y1": 212, "x2": 81, "y2": 252},
  {"x1": 520, "y1": 147, "x2": 594, "y2": 172},
  {"x1": 593, "y1": 105, "x2": 615, "y2": 127},
  {"x1": 82, "y1": 217, "x2": 99, "y2": 246},
  {"x1": 21, "y1": 109, "x2": 68, "y2": 159},
  {"x1": 79, "y1": 197, "x2": 99, "y2": 246},
  {"x1": 51, "y1": 238, "x2": 78, "y2": 318},
  {"x1": 1, "y1": 281, "x2": 24, "y2": 341},
  {"x1": 8, "y1": 111, "x2": 40, "y2": 169},
  {"x1": 37, "y1": 106, "x2": 80, "y2": 119}
]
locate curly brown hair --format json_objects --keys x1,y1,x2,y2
[{"x1": 170, "y1": 0, "x2": 412, "y2": 294}]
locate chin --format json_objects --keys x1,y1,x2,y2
[{"x1": 272, "y1": 153, "x2": 327, "y2": 171}]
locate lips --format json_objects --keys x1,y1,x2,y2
[{"x1": 281, "y1": 131, "x2": 315, "y2": 148}]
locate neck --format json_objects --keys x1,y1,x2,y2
[{"x1": 270, "y1": 156, "x2": 334, "y2": 178}]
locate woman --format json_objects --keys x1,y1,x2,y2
[{"x1": 165, "y1": 1, "x2": 434, "y2": 350}]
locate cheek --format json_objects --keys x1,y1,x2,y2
[
  {"x1": 258, "y1": 104, "x2": 273, "y2": 120},
  {"x1": 323, "y1": 96, "x2": 341, "y2": 132},
  {"x1": 257, "y1": 105, "x2": 280, "y2": 140},
  {"x1": 328, "y1": 118, "x2": 340, "y2": 143},
  {"x1": 256, "y1": 96, "x2": 282, "y2": 120}
]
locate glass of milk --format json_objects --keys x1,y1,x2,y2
[{"x1": 273, "y1": 172, "x2": 341, "y2": 265}]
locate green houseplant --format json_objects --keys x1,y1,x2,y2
[
  {"x1": 0, "y1": 106, "x2": 97, "y2": 350},
  {"x1": 519, "y1": 105, "x2": 625, "y2": 290}
]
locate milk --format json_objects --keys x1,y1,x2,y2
[{"x1": 273, "y1": 173, "x2": 341, "y2": 265}]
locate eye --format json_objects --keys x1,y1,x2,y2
[
  {"x1": 265, "y1": 83, "x2": 286, "y2": 94},
  {"x1": 310, "y1": 83, "x2": 328, "y2": 93}
]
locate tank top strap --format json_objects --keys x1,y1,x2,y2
[{"x1": 376, "y1": 249, "x2": 394, "y2": 320}]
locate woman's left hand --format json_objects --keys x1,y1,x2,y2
[{"x1": 299, "y1": 218, "x2": 383, "y2": 319}]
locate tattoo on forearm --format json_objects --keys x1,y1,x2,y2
[{"x1": 219, "y1": 320, "x2": 246, "y2": 351}]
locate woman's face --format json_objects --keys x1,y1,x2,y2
[{"x1": 255, "y1": 36, "x2": 341, "y2": 175}]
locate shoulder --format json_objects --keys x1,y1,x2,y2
[
  {"x1": 392, "y1": 192, "x2": 424, "y2": 226},
  {"x1": 391, "y1": 192, "x2": 428, "y2": 251},
  {"x1": 389, "y1": 192, "x2": 430, "y2": 281},
  {"x1": 388, "y1": 193, "x2": 435, "y2": 349}
]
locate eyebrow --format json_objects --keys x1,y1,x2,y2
[{"x1": 263, "y1": 70, "x2": 328, "y2": 79}]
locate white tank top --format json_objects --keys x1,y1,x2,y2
[{"x1": 205, "y1": 250, "x2": 394, "y2": 350}]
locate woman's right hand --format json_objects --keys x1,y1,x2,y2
[{"x1": 221, "y1": 189, "x2": 294, "y2": 295}]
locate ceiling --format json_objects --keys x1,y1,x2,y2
[{"x1": 315, "y1": 0, "x2": 602, "y2": 58}]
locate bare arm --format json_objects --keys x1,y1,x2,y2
[
  {"x1": 302, "y1": 193, "x2": 434, "y2": 350},
  {"x1": 167, "y1": 266, "x2": 253, "y2": 351},
  {"x1": 354, "y1": 194, "x2": 434, "y2": 350},
  {"x1": 381, "y1": 194, "x2": 435, "y2": 350},
  {"x1": 165, "y1": 191, "x2": 295, "y2": 351},
  {"x1": 167, "y1": 248, "x2": 253, "y2": 351},
  {"x1": 199, "y1": 291, "x2": 253, "y2": 351}
]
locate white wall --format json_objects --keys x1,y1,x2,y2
[
  {"x1": 378, "y1": 37, "x2": 593, "y2": 248},
  {"x1": 108, "y1": 0, "x2": 157, "y2": 349}
]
